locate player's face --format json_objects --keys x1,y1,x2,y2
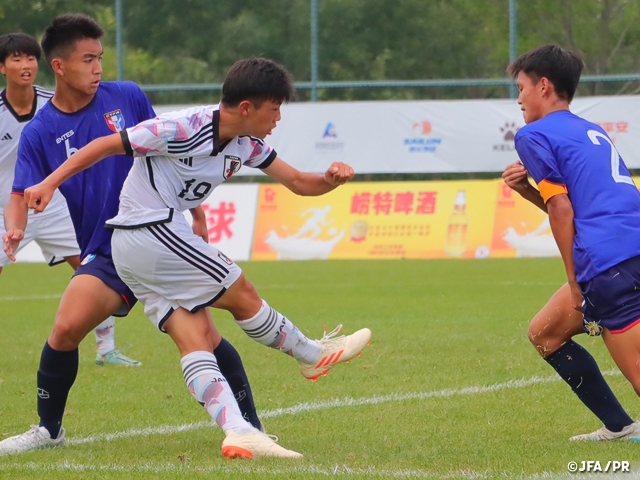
[
  {"x1": 57, "y1": 38, "x2": 103, "y2": 96},
  {"x1": 249, "y1": 100, "x2": 282, "y2": 139},
  {"x1": 0, "y1": 53, "x2": 38, "y2": 88},
  {"x1": 516, "y1": 71, "x2": 544, "y2": 124}
]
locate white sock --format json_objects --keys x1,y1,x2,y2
[
  {"x1": 95, "y1": 316, "x2": 116, "y2": 356},
  {"x1": 181, "y1": 351, "x2": 254, "y2": 434},
  {"x1": 235, "y1": 300, "x2": 321, "y2": 363}
]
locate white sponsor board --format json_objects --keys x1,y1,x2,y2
[
  {"x1": 195, "y1": 183, "x2": 259, "y2": 262},
  {"x1": 156, "y1": 96, "x2": 640, "y2": 174}
]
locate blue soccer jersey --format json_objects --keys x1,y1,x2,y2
[
  {"x1": 515, "y1": 110, "x2": 640, "y2": 283},
  {"x1": 12, "y1": 81, "x2": 155, "y2": 258}
]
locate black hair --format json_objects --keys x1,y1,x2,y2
[
  {"x1": 507, "y1": 44, "x2": 584, "y2": 102},
  {"x1": 0, "y1": 33, "x2": 41, "y2": 63},
  {"x1": 41, "y1": 13, "x2": 104, "y2": 66},
  {"x1": 221, "y1": 57, "x2": 295, "y2": 107}
]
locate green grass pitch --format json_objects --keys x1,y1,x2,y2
[{"x1": 0, "y1": 259, "x2": 638, "y2": 479}]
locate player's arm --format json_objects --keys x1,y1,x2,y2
[
  {"x1": 263, "y1": 157, "x2": 354, "y2": 196},
  {"x1": 502, "y1": 162, "x2": 547, "y2": 213},
  {"x1": 546, "y1": 193, "x2": 581, "y2": 311},
  {"x1": 24, "y1": 133, "x2": 124, "y2": 212},
  {"x1": 2, "y1": 193, "x2": 28, "y2": 262}
]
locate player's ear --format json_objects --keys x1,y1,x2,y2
[
  {"x1": 0, "y1": 63, "x2": 5, "y2": 76},
  {"x1": 50, "y1": 58, "x2": 64, "y2": 76},
  {"x1": 237, "y1": 100, "x2": 252, "y2": 117}
]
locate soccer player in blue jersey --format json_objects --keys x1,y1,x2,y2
[
  {"x1": 0, "y1": 32, "x2": 141, "y2": 367},
  {"x1": 0, "y1": 13, "x2": 261, "y2": 455},
  {"x1": 506, "y1": 44, "x2": 640, "y2": 441}
]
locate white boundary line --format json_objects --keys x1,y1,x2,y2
[
  {"x1": 67, "y1": 370, "x2": 620, "y2": 446},
  {"x1": 0, "y1": 293, "x2": 63, "y2": 302},
  {"x1": 0, "y1": 370, "x2": 626, "y2": 479}
]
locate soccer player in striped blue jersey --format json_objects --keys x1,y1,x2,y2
[
  {"x1": 0, "y1": 32, "x2": 140, "y2": 366},
  {"x1": 505, "y1": 44, "x2": 640, "y2": 441},
  {"x1": 0, "y1": 14, "x2": 261, "y2": 456}
]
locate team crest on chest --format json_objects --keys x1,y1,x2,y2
[
  {"x1": 223, "y1": 155, "x2": 241, "y2": 179},
  {"x1": 104, "y1": 109, "x2": 125, "y2": 132}
]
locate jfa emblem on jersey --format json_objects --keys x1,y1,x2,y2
[
  {"x1": 218, "y1": 251, "x2": 234, "y2": 265},
  {"x1": 104, "y1": 110, "x2": 125, "y2": 132},
  {"x1": 223, "y1": 155, "x2": 241, "y2": 180}
]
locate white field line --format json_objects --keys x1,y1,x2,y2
[
  {"x1": 0, "y1": 461, "x2": 491, "y2": 479},
  {"x1": 0, "y1": 463, "x2": 633, "y2": 480},
  {"x1": 66, "y1": 370, "x2": 620, "y2": 446},
  {"x1": 0, "y1": 293, "x2": 63, "y2": 301}
]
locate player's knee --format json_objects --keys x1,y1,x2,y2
[
  {"x1": 49, "y1": 318, "x2": 86, "y2": 349},
  {"x1": 527, "y1": 320, "x2": 557, "y2": 358}
]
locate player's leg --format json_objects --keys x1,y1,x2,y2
[
  {"x1": 37, "y1": 210, "x2": 142, "y2": 367},
  {"x1": 110, "y1": 225, "x2": 263, "y2": 430},
  {"x1": 165, "y1": 308, "x2": 301, "y2": 458},
  {"x1": 0, "y1": 274, "x2": 124, "y2": 455},
  {"x1": 529, "y1": 283, "x2": 634, "y2": 439},
  {"x1": 213, "y1": 272, "x2": 372, "y2": 380}
]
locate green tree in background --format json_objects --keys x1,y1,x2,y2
[{"x1": 1, "y1": 0, "x2": 639, "y2": 103}]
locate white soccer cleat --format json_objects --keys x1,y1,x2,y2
[
  {"x1": 0, "y1": 425, "x2": 66, "y2": 455},
  {"x1": 221, "y1": 429, "x2": 303, "y2": 459},
  {"x1": 298, "y1": 325, "x2": 372, "y2": 381},
  {"x1": 570, "y1": 422, "x2": 640, "y2": 441}
]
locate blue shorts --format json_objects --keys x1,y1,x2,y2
[
  {"x1": 73, "y1": 253, "x2": 137, "y2": 317},
  {"x1": 580, "y1": 255, "x2": 640, "y2": 334}
]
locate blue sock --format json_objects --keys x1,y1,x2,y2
[
  {"x1": 37, "y1": 342, "x2": 78, "y2": 439},
  {"x1": 214, "y1": 338, "x2": 261, "y2": 430},
  {"x1": 545, "y1": 340, "x2": 633, "y2": 432}
]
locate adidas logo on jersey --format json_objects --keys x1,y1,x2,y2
[
  {"x1": 178, "y1": 157, "x2": 193, "y2": 167},
  {"x1": 1, "y1": 132, "x2": 12, "y2": 141}
]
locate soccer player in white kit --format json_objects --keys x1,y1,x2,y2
[
  {"x1": 0, "y1": 32, "x2": 140, "y2": 367},
  {"x1": 24, "y1": 57, "x2": 372, "y2": 459}
]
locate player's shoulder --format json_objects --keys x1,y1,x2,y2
[{"x1": 34, "y1": 85, "x2": 54, "y2": 100}]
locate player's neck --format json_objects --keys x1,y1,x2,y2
[
  {"x1": 218, "y1": 107, "x2": 243, "y2": 143},
  {"x1": 541, "y1": 98, "x2": 570, "y2": 119},
  {"x1": 4, "y1": 83, "x2": 35, "y2": 115},
  {"x1": 51, "y1": 83, "x2": 95, "y2": 113}
]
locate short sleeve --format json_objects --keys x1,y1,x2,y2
[
  {"x1": 122, "y1": 107, "x2": 214, "y2": 158},
  {"x1": 515, "y1": 132, "x2": 567, "y2": 203},
  {"x1": 12, "y1": 131, "x2": 47, "y2": 194},
  {"x1": 243, "y1": 137, "x2": 277, "y2": 169}
]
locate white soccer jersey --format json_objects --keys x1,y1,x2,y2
[
  {"x1": 107, "y1": 104, "x2": 276, "y2": 228},
  {"x1": 0, "y1": 86, "x2": 69, "y2": 216},
  {"x1": 0, "y1": 86, "x2": 52, "y2": 208}
]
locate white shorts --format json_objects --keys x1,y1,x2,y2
[
  {"x1": 111, "y1": 214, "x2": 242, "y2": 331},
  {"x1": 0, "y1": 204, "x2": 80, "y2": 267}
]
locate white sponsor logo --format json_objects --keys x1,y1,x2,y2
[{"x1": 56, "y1": 130, "x2": 75, "y2": 144}]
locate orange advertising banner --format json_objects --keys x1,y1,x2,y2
[{"x1": 251, "y1": 181, "x2": 499, "y2": 260}]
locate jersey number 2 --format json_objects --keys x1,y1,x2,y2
[{"x1": 588, "y1": 130, "x2": 634, "y2": 185}]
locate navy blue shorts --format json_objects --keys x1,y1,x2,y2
[
  {"x1": 580, "y1": 255, "x2": 640, "y2": 334},
  {"x1": 73, "y1": 253, "x2": 137, "y2": 317}
]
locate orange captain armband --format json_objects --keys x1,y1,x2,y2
[{"x1": 537, "y1": 179, "x2": 568, "y2": 203}]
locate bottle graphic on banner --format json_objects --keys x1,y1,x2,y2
[{"x1": 445, "y1": 190, "x2": 468, "y2": 256}]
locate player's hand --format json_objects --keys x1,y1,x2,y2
[
  {"x1": 192, "y1": 214, "x2": 209, "y2": 243},
  {"x1": 3, "y1": 228, "x2": 24, "y2": 262},
  {"x1": 24, "y1": 181, "x2": 55, "y2": 213},
  {"x1": 502, "y1": 162, "x2": 530, "y2": 193},
  {"x1": 324, "y1": 162, "x2": 354, "y2": 187},
  {"x1": 569, "y1": 281, "x2": 583, "y2": 312}
]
